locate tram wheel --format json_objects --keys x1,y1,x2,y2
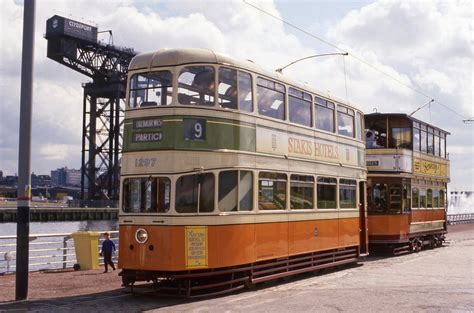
[{"x1": 122, "y1": 275, "x2": 136, "y2": 287}]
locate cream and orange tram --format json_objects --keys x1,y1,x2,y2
[{"x1": 118, "y1": 48, "x2": 367, "y2": 297}]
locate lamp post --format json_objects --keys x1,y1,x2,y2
[
  {"x1": 16, "y1": 0, "x2": 36, "y2": 301},
  {"x1": 275, "y1": 52, "x2": 349, "y2": 73}
]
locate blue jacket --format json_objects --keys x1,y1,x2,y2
[{"x1": 101, "y1": 239, "x2": 116, "y2": 254}]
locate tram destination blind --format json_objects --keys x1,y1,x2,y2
[{"x1": 183, "y1": 118, "x2": 206, "y2": 140}]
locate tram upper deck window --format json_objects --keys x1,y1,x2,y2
[
  {"x1": 434, "y1": 130, "x2": 440, "y2": 156},
  {"x1": 290, "y1": 175, "x2": 314, "y2": 209},
  {"x1": 175, "y1": 173, "x2": 215, "y2": 213},
  {"x1": 218, "y1": 170, "x2": 253, "y2": 212},
  {"x1": 258, "y1": 172, "x2": 287, "y2": 210},
  {"x1": 337, "y1": 106, "x2": 355, "y2": 138},
  {"x1": 427, "y1": 128, "x2": 434, "y2": 154},
  {"x1": 239, "y1": 72, "x2": 253, "y2": 112},
  {"x1": 315, "y1": 97, "x2": 335, "y2": 132},
  {"x1": 413, "y1": 127, "x2": 420, "y2": 151},
  {"x1": 365, "y1": 117, "x2": 387, "y2": 148},
  {"x1": 257, "y1": 77, "x2": 285, "y2": 120},
  {"x1": 122, "y1": 177, "x2": 170, "y2": 213},
  {"x1": 288, "y1": 87, "x2": 312, "y2": 127},
  {"x1": 339, "y1": 179, "x2": 357, "y2": 209},
  {"x1": 391, "y1": 128, "x2": 412, "y2": 149},
  {"x1": 178, "y1": 66, "x2": 215, "y2": 106},
  {"x1": 420, "y1": 128, "x2": 427, "y2": 153},
  {"x1": 355, "y1": 112, "x2": 364, "y2": 140},
  {"x1": 316, "y1": 177, "x2": 337, "y2": 209},
  {"x1": 129, "y1": 71, "x2": 173, "y2": 108},
  {"x1": 218, "y1": 68, "x2": 253, "y2": 112},
  {"x1": 440, "y1": 134, "x2": 446, "y2": 158}
]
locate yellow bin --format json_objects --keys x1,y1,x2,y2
[{"x1": 71, "y1": 232, "x2": 100, "y2": 270}]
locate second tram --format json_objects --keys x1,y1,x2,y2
[
  {"x1": 118, "y1": 48, "x2": 367, "y2": 297},
  {"x1": 365, "y1": 113, "x2": 449, "y2": 254}
]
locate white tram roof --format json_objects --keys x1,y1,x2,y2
[{"x1": 129, "y1": 48, "x2": 361, "y2": 112}]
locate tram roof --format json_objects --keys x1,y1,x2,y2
[
  {"x1": 129, "y1": 48, "x2": 361, "y2": 112},
  {"x1": 365, "y1": 113, "x2": 450, "y2": 135}
]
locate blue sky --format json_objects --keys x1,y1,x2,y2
[{"x1": 0, "y1": 0, "x2": 472, "y2": 190}]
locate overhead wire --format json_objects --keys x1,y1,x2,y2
[{"x1": 242, "y1": 0, "x2": 470, "y2": 121}]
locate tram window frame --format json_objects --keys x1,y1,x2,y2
[
  {"x1": 256, "y1": 77, "x2": 286, "y2": 120},
  {"x1": 129, "y1": 70, "x2": 173, "y2": 108},
  {"x1": 288, "y1": 87, "x2": 312, "y2": 127},
  {"x1": 218, "y1": 170, "x2": 254, "y2": 212},
  {"x1": 412, "y1": 187, "x2": 419, "y2": 209},
  {"x1": 316, "y1": 177, "x2": 337, "y2": 209},
  {"x1": 355, "y1": 112, "x2": 364, "y2": 141},
  {"x1": 258, "y1": 172, "x2": 287, "y2": 210},
  {"x1": 420, "y1": 129, "x2": 427, "y2": 153},
  {"x1": 439, "y1": 190, "x2": 445, "y2": 208},
  {"x1": 389, "y1": 184, "x2": 402, "y2": 213},
  {"x1": 427, "y1": 128, "x2": 434, "y2": 155},
  {"x1": 434, "y1": 134, "x2": 440, "y2": 156},
  {"x1": 420, "y1": 189, "x2": 427, "y2": 208},
  {"x1": 339, "y1": 179, "x2": 357, "y2": 209},
  {"x1": 337, "y1": 105, "x2": 355, "y2": 138},
  {"x1": 175, "y1": 173, "x2": 215, "y2": 214},
  {"x1": 391, "y1": 127, "x2": 412, "y2": 149},
  {"x1": 290, "y1": 175, "x2": 314, "y2": 210},
  {"x1": 433, "y1": 189, "x2": 439, "y2": 208},
  {"x1": 315, "y1": 97, "x2": 335, "y2": 133},
  {"x1": 218, "y1": 67, "x2": 238, "y2": 110},
  {"x1": 413, "y1": 127, "x2": 420, "y2": 151},
  {"x1": 370, "y1": 183, "x2": 387, "y2": 213},
  {"x1": 122, "y1": 177, "x2": 171, "y2": 213},
  {"x1": 178, "y1": 66, "x2": 216, "y2": 106},
  {"x1": 427, "y1": 188, "x2": 433, "y2": 208}
]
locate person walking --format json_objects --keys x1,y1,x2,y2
[{"x1": 100, "y1": 232, "x2": 116, "y2": 273}]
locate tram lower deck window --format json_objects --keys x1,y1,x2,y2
[
  {"x1": 258, "y1": 172, "x2": 286, "y2": 210},
  {"x1": 218, "y1": 170, "x2": 253, "y2": 212},
  {"x1": 317, "y1": 177, "x2": 337, "y2": 209},
  {"x1": 176, "y1": 173, "x2": 215, "y2": 213},
  {"x1": 339, "y1": 179, "x2": 356, "y2": 209},
  {"x1": 290, "y1": 175, "x2": 314, "y2": 209},
  {"x1": 122, "y1": 177, "x2": 170, "y2": 213}
]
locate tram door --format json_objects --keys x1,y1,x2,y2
[{"x1": 359, "y1": 181, "x2": 368, "y2": 255}]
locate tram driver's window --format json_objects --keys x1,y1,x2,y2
[
  {"x1": 337, "y1": 106, "x2": 355, "y2": 138},
  {"x1": 218, "y1": 67, "x2": 238, "y2": 110},
  {"x1": 258, "y1": 172, "x2": 286, "y2": 210},
  {"x1": 288, "y1": 88, "x2": 312, "y2": 127},
  {"x1": 129, "y1": 71, "x2": 173, "y2": 108},
  {"x1": 257, "y1": 77, "x2": 285, "y2": 120},
  {"x1": 315, "y1": 97, "x2": 335, "y2": 132},
  {"x1": 178, "y1": 66, "x2": 215, "y2": 106},
  {"x1": 176, "y1": 173, "x2": 215, "y2": 213},
  {"x1": 317, "y1": 177, "x2": 337, "y2": 209},
  {"x1": 339, "y1": 179, "x2": 357, "y2": 209},
  {"x1": 290, "y1": 175, "x2": 314, "y2": 209},
  {"x1": 371, "y1": 183, "x2": 387, "y2": 212},
  {"x1": 122, "y1": 177, "x2": 170, "y2": 213}
]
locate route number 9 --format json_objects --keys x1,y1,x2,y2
[{"x1": 184, "y1": 118, "x2": 206, "y2": 140}]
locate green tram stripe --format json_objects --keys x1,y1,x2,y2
[{"x1": 123, "y1": 115, "x2": 363, "y2": 155}]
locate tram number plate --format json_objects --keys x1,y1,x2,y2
[{"x1": 183, "y1": 118, "x2": 206, "y2": 140}]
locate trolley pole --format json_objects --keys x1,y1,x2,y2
[{"x1": 16, "y1": 0, "x2": 36, "y2": 301}]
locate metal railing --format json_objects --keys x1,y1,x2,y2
[
  {"x1": 0, "y1": 231, "x2": 118, "y2": 274},
  {"x1": 447, "y1": 213, "x2": 474, "y2": 225}
]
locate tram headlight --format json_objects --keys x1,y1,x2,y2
[{"x1": 135, "y1": 228, "x2": 148, "y2": 244}]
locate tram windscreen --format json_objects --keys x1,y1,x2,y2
[{"x1": 122, "y1": 177, "x2": 170, "y2": 213}]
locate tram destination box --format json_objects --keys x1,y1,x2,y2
[{"x1": 46, "y1": 15, "x2": 98, "y2": 43}]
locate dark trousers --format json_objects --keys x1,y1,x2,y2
[{"x1": 103, "y1": 252, "x2": 115, "y2": 271}]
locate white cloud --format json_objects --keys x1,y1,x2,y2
[{"x1": 0, "y1": 0, "x2": 472, "y2": 190}]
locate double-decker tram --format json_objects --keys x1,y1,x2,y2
[
  {"x1": 364, "y1": 113, "x2": 449, "y2": 254},
  {"x1": 118, "y1": 48, "x2": 367, "y2": 297}
]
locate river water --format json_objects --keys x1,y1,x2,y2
[{"x1": 0, "y1": 220, "x2": 118, "y2": 237}]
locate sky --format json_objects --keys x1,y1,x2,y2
[{"x1": 0, "y1": 0, "x2": 472, "y2": 190}]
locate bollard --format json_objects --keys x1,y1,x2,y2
[{"x1": 71, "y1": 232, "x2": 100, "y2": 270}]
